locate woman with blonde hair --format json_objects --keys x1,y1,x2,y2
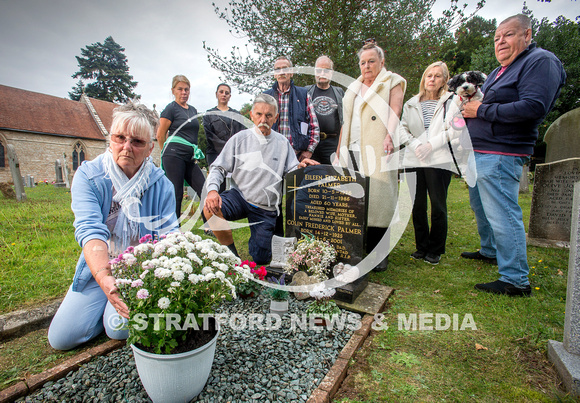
[
  {"x1": 157, "y1": 75, "x2": 205, "y2": 221},
  {"x1": 397, "y1": 61, "x2": 455, "y2": 265}
]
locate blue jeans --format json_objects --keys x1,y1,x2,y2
[
  {"x1": 468, "y1": 152, "x2": 530, "y2": 288},
  {"x1": 48, "y1": 278, "x2": 128, "y2": 350}
]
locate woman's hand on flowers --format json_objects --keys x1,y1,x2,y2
[
  {"x1": 101, "y1": 275, "x2": 130, "y2": 318},
  {"x1": 415, "y1": 143, "x2": 433, "y2": 161}
]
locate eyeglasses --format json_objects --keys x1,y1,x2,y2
[
  {"x1": 363, "y1": 38, "x2": 376, "y2": 45},
  {"x1": 110, "y1": 133, "x2": 149, "y2": 148},
  {"x1": 315, "y1": 68, "x2": 332, "y2": 74}
]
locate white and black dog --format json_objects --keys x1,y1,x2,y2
[{"x1": 447, "y1": 71, "x2": 487, "y2": 105}]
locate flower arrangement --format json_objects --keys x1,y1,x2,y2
[
  {"x1": 264, "y1": 274, "x2": 289, "y2": 301},
  {"x1": 235, "y1": 260, "x2": 267, "y2": 297},
  {"x1": 110, "y1": 231, "x2": 244, "y2": 354},
  {"x1": 305, "y1": 287, "x2": 341, "y2": 320},
  {"x1": 285, "y1": 234, "x2": 336, "y2": 281}
]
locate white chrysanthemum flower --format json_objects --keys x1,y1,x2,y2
[
  {"x1": 204, "y1": 272, "x2": 216, "y2": 281},
  {"x1": 182, "y1": 264, "x2": 193, "y2": 274},
  {"x1": 139, "y1": 269, "x2": 149, "y2": 279},
  {"x1": 167, "y1": 247, "x2": 178, "y2": 255},
  {"x1": 154, "y1": 268, "x2": 172, "y2": 278},
  {"x1": 189, "y1": 273, "x2": 200, "y2": 284},
  {"x1": 215, "y1": 271, "x2": 225, "y2": 280},
  {"x1": 170, "y1": 281, "x2": 181, "y2": 287},
  {"x1": 201, "y1": 266, "x2": 213, "y2": 275},
  {"x1": 158, "y1": 297, "x2": 170, "y2": 309},
  {"x1": 172, "y1": 270, "x2": 185, "y2": 281}
]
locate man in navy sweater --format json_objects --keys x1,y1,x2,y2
[{"x1": 461, "y1": 14, "x2": 566, "y2": 296}]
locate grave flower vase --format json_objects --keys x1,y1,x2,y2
[
  {"x1": 131, "y1": 323, "x2": 220, "y2": 403},
  {"x1": 269, "y1": 299, "x2": 288, "y2": 317}
]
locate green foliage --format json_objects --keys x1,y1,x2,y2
[
  {"x1": 239, "y1": 102, "x2": 252, "y2": 119},
  {"x1": 264, "y1": 275, "x2": 289, "y2": 301},
  {"x1": 470, "y1": 41, "x2": 497, "y2": 74},
  {"x1": 305, "y1": 297, "x2": 341, "y2": 319},
  {"x1": 69, "y1": 36, "x2": 139, "y2": 103},
  {"x1": 440, "y1": 15, "x2": 497, "y2": 76},
  {"x1": 533, "y1": 15, "x2": 580, "y2": 140},
  {"x1": 203, "y1": 0, "x2": 485, "y2": 97},
  {"x1": 0, "y1": 186, "x2": 77, "y2": 314}
]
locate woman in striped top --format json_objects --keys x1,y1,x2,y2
[{"x1": 397, "y1": 61, "x2": 456, "y2": 265}]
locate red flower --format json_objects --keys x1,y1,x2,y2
[{"x1": 252, "y1": 265, "x2": 268, "y2": 281}]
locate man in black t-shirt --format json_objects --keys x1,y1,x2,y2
[{"x1": 307, "y1": 55, "x2": 344, "y2": 165}]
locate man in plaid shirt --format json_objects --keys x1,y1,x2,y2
[{"x1": 265, "y1": 56, "x2": 320, "y2": 162}]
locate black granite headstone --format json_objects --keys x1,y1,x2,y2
[{"x1": 284, "y1": 165, "x2": 370, "y2": 303}]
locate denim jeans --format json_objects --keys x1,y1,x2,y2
[{"x1": 468, "y1": 152, "x2": 530, "y2": 288}]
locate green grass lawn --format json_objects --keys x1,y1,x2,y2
[{"x1": 0, "y1": 179, "x2": 574, "y2": 400}]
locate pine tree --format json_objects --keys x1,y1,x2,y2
[{"x1": 69, "y1": 36, "x2": 139, "y2": 103}]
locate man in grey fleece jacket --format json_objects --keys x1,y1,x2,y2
[{"x1": 203, "y1": 93, "x2": 319, "y2": 264}]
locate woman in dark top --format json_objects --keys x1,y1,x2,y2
[
  {"x1": 156, "y1": 75, "x2": 205, "y2": 221},
  {"x1": 203, "y1": 83, "x2": 245, "y2": 192}
]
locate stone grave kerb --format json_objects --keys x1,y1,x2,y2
[{"x1": 548, "y1": 181, "x2": 580, "y2": 396}]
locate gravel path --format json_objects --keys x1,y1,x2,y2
[{"x1": 20, "y1": 295, "x2": 359, "y2": 402}]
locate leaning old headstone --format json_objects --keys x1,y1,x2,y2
[
  {"x1": 544, "y1": 107, "x2": 580, "y2": 164},
  {"x1": 61, "y1": 153, "x2": 71, "y2": 188},
  {"x1": 7, "y1": 145, "x2": 25, "y2": 201},
  {"x1": 548, "y1": 181, "x2": 580, "y2": 396},
  {"x1": 54, "y1": 159, "x2": 66, "y2": 188},
  {"x1": 528, "y1": 158, "x2": 580, "y2": 248},
  {"x1": 285, "y1": 165, "x2": 370, "y2": 303}
]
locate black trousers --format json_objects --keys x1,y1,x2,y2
[
  {"x1": 412, "y1": 167, "x2": 452, "y2": 255},
  {"x1": 162, "y1": 152, "x2": 206, "y2": 220}
]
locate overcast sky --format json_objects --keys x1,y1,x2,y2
[{"x1": 0, "y1": 0, "x2": 578, "y2": 113}]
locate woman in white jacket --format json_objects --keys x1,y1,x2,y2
[{"x1": 397, "y1": 61, "x2": 457, "y2": 265}]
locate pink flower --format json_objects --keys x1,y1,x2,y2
[
  {"x1": 136, "y1": 289, "x2": 150, "y2": 299},
  {"x1": 131, "y1": 279, "x2": 144, "y2": 288}
]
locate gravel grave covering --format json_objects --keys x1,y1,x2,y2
[{"x1": 20, "y1": 294, "x2": 359, "y2": 402}]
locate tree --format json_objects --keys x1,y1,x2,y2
[
  {"x1": 440, "y1": 16, "x2": 497, "y2": 75},
  {"x1": 69, "y1": 36, "x2": 139, "y2": 103},
  {"x1": 534, "y1": 15, "x2": 580, "y2": 138},
  {"x1": 203, "y1": 0, "x2": 484, "y2": 98}
]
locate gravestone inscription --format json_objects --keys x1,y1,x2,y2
[
  {"x1": 285, "y1": 165, "x2": 369, "y2": 265},
  {"x1": 284, "y1": 165, "x2": 370, "y2": 303},
  {"x1": 528, "y1": 158, "x2": 580, "y2": 247}
]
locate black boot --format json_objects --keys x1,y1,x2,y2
[
  {"x1": 373, "y1": 256, "x2": 389, "y2": 272},
  {"x1": 227, "y1": 243, "x2": 239, "y2": 257}
]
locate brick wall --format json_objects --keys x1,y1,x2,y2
[{"x1": 0, "y1": 130, "x2": 162, "y2": 184}]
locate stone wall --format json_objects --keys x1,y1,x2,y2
[{"x1": 0, "y1": 130, "x2": 162, "y2": 184}]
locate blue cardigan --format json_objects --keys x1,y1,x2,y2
[
  {"x1": 466, "y1": 43, "x2": 566, "y2": 155},
  {"x1": 70, "y1": 154, "x2": 178, "y2": 292}
]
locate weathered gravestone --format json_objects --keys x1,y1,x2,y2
[
  {"x1": 7, "y1": 145, "x2": 25, "y2": 201},
  {"x1": 61, "y1": 153, "x2": 71, "y2": 188},
  {"x1": 544, "y1": 107, "x2": 580, "y2": 164},
  {"x1": 519, "y1": 164, "x2": 529, "y2": 194},
  {"x1": 54, "y1": 160, "x2": 66, "y2": 188},
  {"x1": 284, "y1": 165, "x2": 370, "y2": 303},
  {"x1": 548, "y1": 182, "x2": 580, "y2": 396},
  {"x1": 528, "y1": 158, "x2": 580, "y2": 248}
]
